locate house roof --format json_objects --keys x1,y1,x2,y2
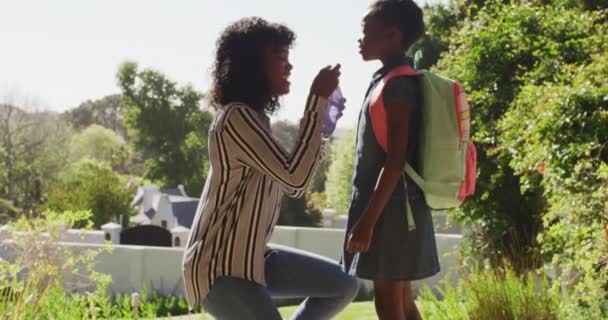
[
  {"x1": 171, "y1": 200, "x2": 199, "y2": 228},
  {"x1": 131, "y1": 184, "x2": 198, "y2": 227},
  {"x1": 130, "y1": 187, "x2": 145, "y2": 207},
  {"x1": 160, "y1": 188, "x2": 185, "y2": 197},
  {"x1": 131, "y1": 184, "x2": 180, "y2": 208}
]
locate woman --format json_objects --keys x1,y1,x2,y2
[{"x1": 182, "y1": 17, "x2": 358, "y2": 320}]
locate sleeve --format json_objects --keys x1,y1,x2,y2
[
  {"x1": 222, "y1": 94, "x2": 326, "y2": 192},
  {"x1": 281, "y1": 140, "x2": 328, "y2": 198}
]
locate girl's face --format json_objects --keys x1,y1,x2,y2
[
  {"x1": 265, "y1": 45, "x2": 293, "y2": 96},
  {"x1": 358, "y1": 13, "x2": 397, "y2": 61}
]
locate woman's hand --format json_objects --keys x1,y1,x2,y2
[{"x1": 311, "y1": 64, "x2": 341, "y2": 98}]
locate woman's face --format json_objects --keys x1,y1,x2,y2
[{"x1": 265, "y1": 45, "x2": 292, "y2": 96}]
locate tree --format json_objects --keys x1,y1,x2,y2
[
  {"x1": 22, "y1": 112, "x2": 73, "y2": 214},
  {"x1": 271, "y1": 120, "x2": 299, "y2": 151},
  {"x1": 0, "y1": 91, "x2": 72, "y2": 216},
  {"x1": 0, "y1": 197, "x2": 20, "y2": 224},
  {"x1": 434, "y1": 2, "x2": 606, "y2": 269},
  {"x1": 69, "y1": 124, "x2": 131, "y2": 173},
  {"x1": 499, "y1": 52, "x2": 608, "y2": 317},
  {"x1": 65, "y1": 94, "x2": 127, "y2": 139},
  {"x1": 0, "y1": 102, "x2": 40, "y2": 204},
  {"x1": 116, "y1": 62, "x2": 213, "y2": 196},
  {"x1": 409, "y1": 3, "x2": 457, "y2": 70},
  {"x1": 325, "y1": 129, "x2": 356, "y2": 214},
  {"x1": 44, "y1": 160, "x2": 136, "y2": 229},
  {"x1": 277, "y1": 195, "x2": 322, "y2": 227}
]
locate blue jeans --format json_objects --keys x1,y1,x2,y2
[{"x1": 202, "y1": 244, "x2": 359, "y2": 320}]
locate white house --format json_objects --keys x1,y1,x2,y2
[{"x1": 130, "y1": 185, "x2": 199, "y2": 229}]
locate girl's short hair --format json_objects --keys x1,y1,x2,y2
[
  {"x1": 210, "y1": 17, "x2": 295, "y2": 114},
  {"x1": 369, "y1": 0, "x2": 425, "y2": 50}
]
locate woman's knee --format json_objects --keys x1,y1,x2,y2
[
  {"x1": 327, "y1": 271, "x2": 359, "y2": 301},
  {"x1": 341, "y1": 274, "x2": 360, "y2": 301}
]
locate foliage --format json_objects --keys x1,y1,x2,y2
[
  {"x1": 0, "y1": 210, "x2": 110, "y2": 319},
  {"x1": 0, "y1": 282, "x2": 203, "y2": 319},
  {"x1": 64, "y1": 94, "x2": 127, "y2": 139},
  {"x1": 409, "y1": 3, "x2": 457, "y2": 70},
  {"x1": 435, "y1": 2, "x2": 606, "y2": 268},
  {"x1": 44, "y1": 160, "x2": 136, "y2": 228},
  {"x1": 310, "y1": 144, "x2": 333, "y2": 194},
  {"x1": 93, "y1": 288, "x2": 202, "y2": 319},
  {"x1": 279, "y1": 301, "x2": 378, "y2": 319},
  {"x1": 69, "y1": 124, "x2": 132, "y2": 173},
  {"x1": 499, "y1": 52, "x2": 608, "y2": 318},
  {"x1": 271, "y1": 120, "x2": 299, "y2": 151},
  {"x1": 117, "y1": 61, "x2": 213, "y2": 196},
  {"x1": 0, "y1": 197, "x2": 19, "y2": 223},
  {"x1": 0, "y1": 103, "x2": 72, "y2": 216},
  {"x1": 325, "y1": 129, "x2": 356, "y2": 214},
  {"x1": 417, "y1": 264, "x2": 561, "y2": 320},
  {"x1": 278, "y1": 194, "x2": 323, "y2": 227},
  {"x1": 0, "y1": 210, "x2": 202, "y2": 319}
]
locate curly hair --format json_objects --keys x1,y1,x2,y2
[
  {"x1": 210, "y1": 17, "x2": 296, "y2": 114},
  {"x1": 369, "y1": 0, "x2": 424, "y2": 50}
]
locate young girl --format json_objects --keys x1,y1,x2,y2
[
  {"x1": 182, "y1": 17, "x2": 358, "y2": 320},
  {"x1": 345, "y1": 1, "x2": 439, "y2": 319}
]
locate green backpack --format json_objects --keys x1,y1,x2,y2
[{"x1": 369, "y1": 65, "x2": 477, "y2": 230}]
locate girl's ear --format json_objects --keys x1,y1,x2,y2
[{"x1": 388, "y1": 27, "x2": 402, "y2": 44}]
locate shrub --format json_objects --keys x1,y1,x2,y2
[{"x1": 417, "y1": 264, "x2": 560, "y2": 320}]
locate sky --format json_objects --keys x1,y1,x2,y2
[{"x1": 0, "y1": 0, "x2": 443, "y2": 128}]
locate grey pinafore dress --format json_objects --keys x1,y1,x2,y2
[{"x1": 342, "y1": 57, "x2": 440, "y2": 281}]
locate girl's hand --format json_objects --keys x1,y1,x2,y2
[
  {"x1": 346, "y1": 216, "x2": 374, "y2": 253},
  {"x1": 311, "y1": 64, "x2": 341, "y2": 98}
]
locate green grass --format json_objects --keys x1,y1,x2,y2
[
  {"x1": 195, "y1": 301, "x2": 377, "y2": 320},
  {"x1": 279, "y1": 301, "x2": 376, "y2": 320}
]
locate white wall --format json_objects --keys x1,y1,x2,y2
[
  {"x1": 63, "y1": 242, "x2": 186, "y2": 297},
  {"x1": 62, "y1": 229, "x2": 106, "y2": 244},
  {"x1": 0, "y1": 226, "x2": 462, "y2": 298}
]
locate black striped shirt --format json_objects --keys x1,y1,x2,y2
[{"x1": 182, "y1": 94, "x2": 327, "y2": 306}]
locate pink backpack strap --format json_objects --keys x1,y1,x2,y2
[
  {"x1": 454, "y1": 82, "x2": 476, "y2": 201},
  {"x1": 458, "y1": 142, "x2": 477, "y2": 201},
  {"x1": 369, "y1": 65, "x2": 423, "y2": 152}
]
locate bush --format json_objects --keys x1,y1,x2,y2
[
  {"x1": 0, "y1": 210, "x2": 202, "y2": 319},
  {"x1": 0, "y1": 210, "x2": 110, "y2": 319},
  {"x1": 499, "y1": 52, "x2": 608, "y2": 318},
  {"x1": 44, "y1": 160, "x2": 136, "y2": 229},
  {"x1": 417, "y1": 264, "x2": 561, "y2": 320},
  {"x1": 69, "y1": 124, "x2": 131, "y2": 173},
  {"x1": 278, "y1": 193, "x2": 323, "y2": 227},
  {"x1": 435, "y1": 1, "x2": 606, "y2": 269},
  {"x1": 325, "y1": 129, "x2": 356, "y2": 214}
]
